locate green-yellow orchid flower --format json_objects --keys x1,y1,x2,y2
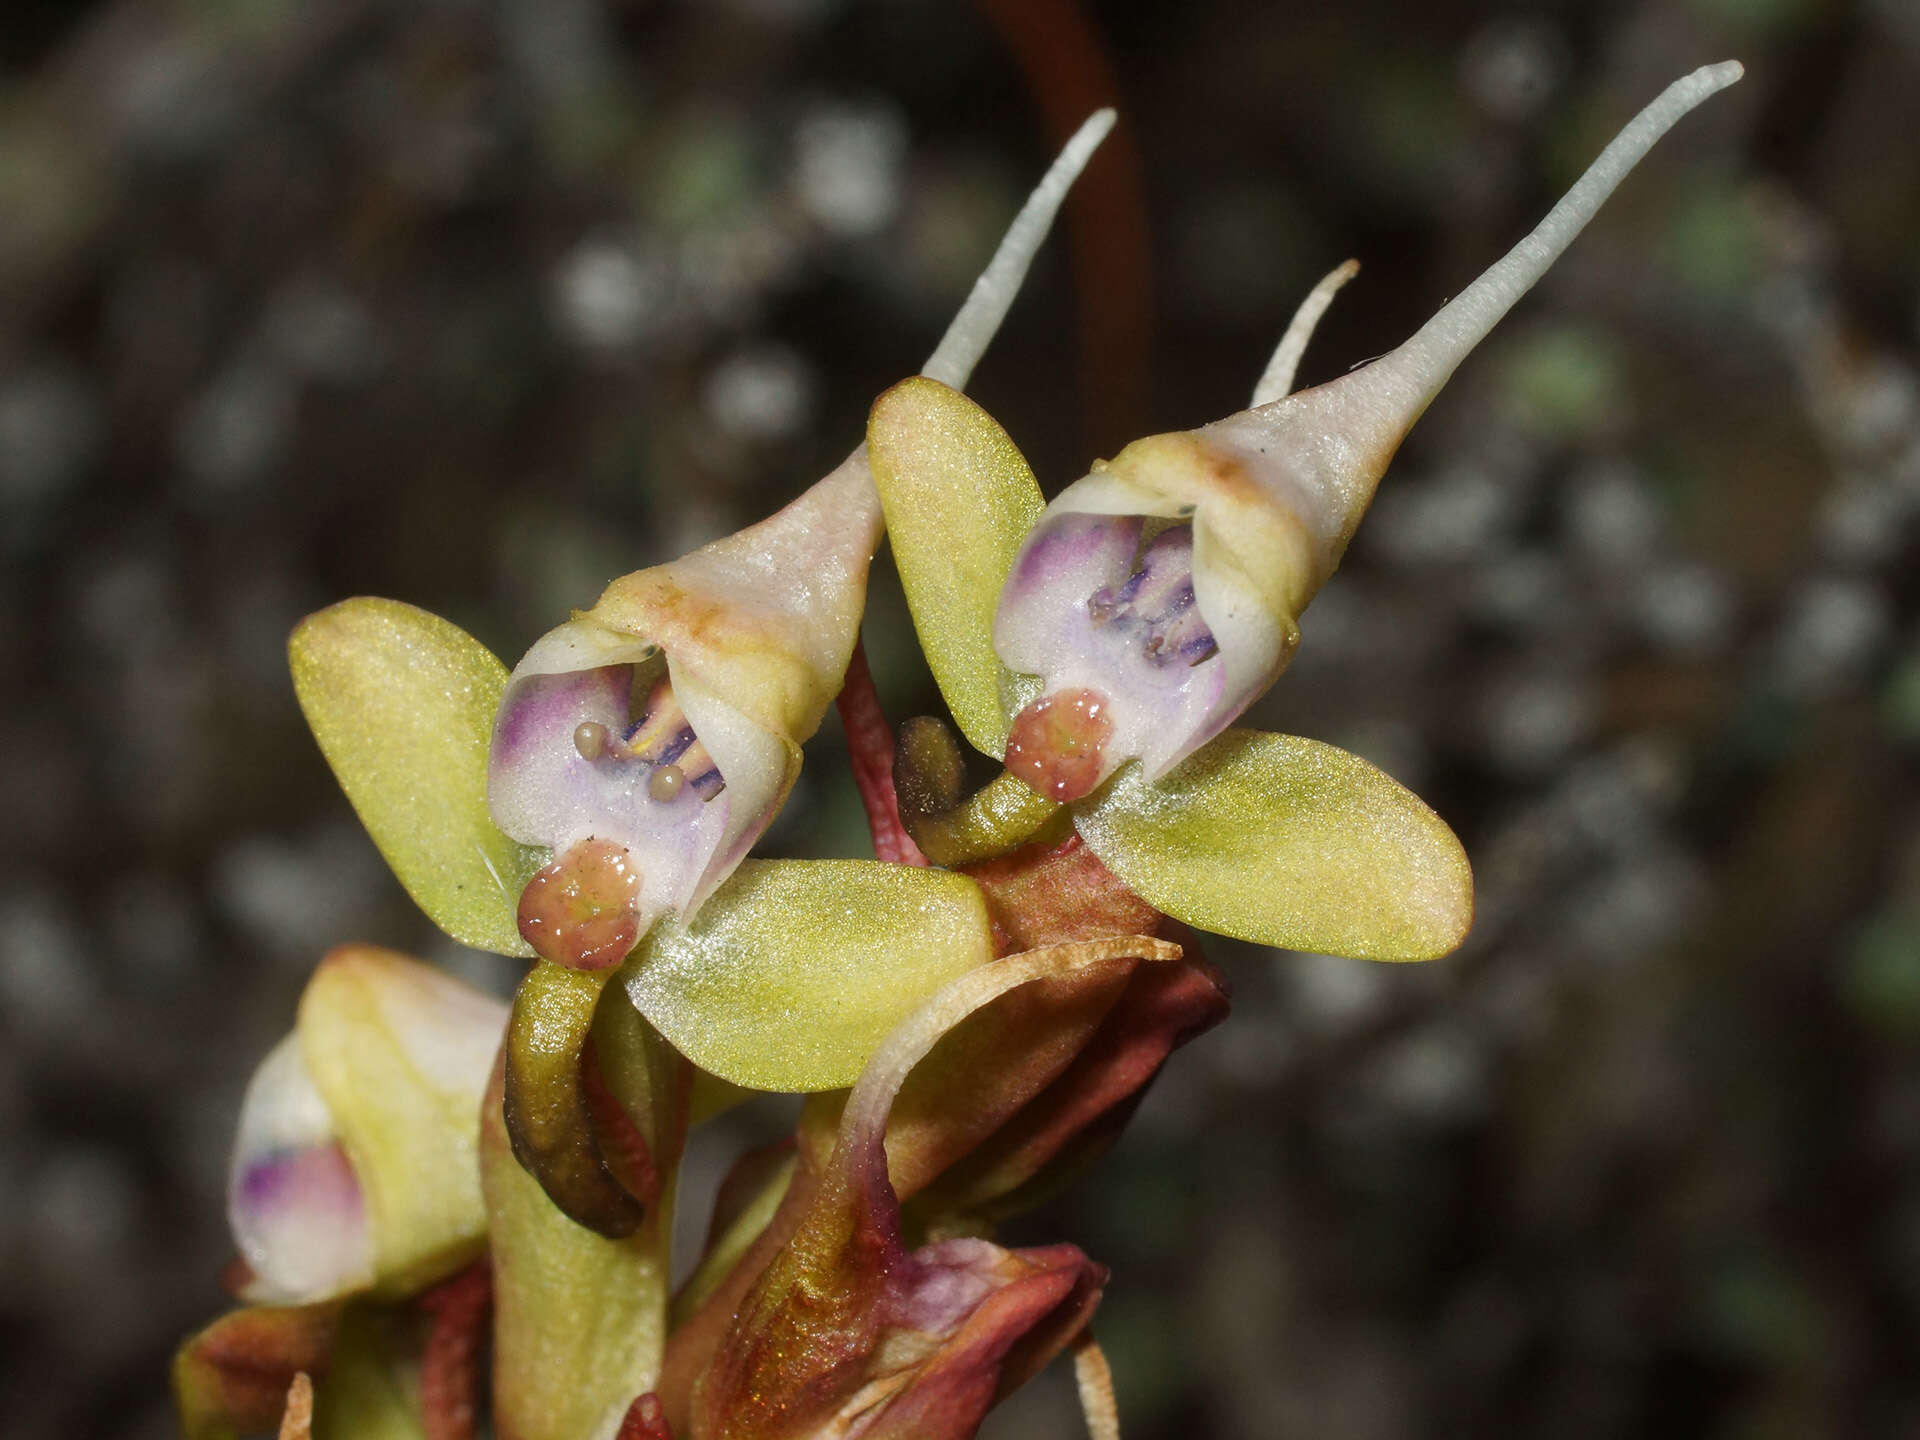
[
  {"x1": 870, "y1": 63, "x2": 1744, "y2": 963},
  {"x1": 290, "y1": 115, "x2": 1115, "y2": 1235},
  {"x1": 177, "y1": 946, "x2": 507, "y2": 1440},
  {"x1": 227, "y1": 945, "x2": 505, "y2": 1305},
  {"x1": 481, "y1": 108, "x2": 1118, "y2": 977},
  {"x1": 294, "y1": 111, "x2": 1110, "y2": 946},
  {"x1": 287, "y1": 113, "x2": 1108, "y2": 1034}
]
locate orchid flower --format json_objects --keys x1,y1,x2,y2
[
  {"x1": 177, "y1": 947, "x2": 507, "y2": 1440},
  {"x1": 284, "y1": 114, "x2": 1110, "y2": 1200},
  {"x1": 292, "y1": 110, "x2": 1110, "y2": 965},
  {"x1": 227, "y1": 946, "x2": 506, "y2": 1305},
  {"x1": 293, "y1": 117, "x2": 1108, "y2": 950},
  {"x1": 871, "y1": 62, "x2": 1743, "y2": 961},
  {"x1": 482, "y1": 107, "x2": 1118, "y2": 975}
]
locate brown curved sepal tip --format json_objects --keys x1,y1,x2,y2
[{"x1": 502, "y1": 964, "x2": 648, "y2": 1238}]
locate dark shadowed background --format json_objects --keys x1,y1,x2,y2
[{"x1": 3, "y1": 0, "x2": 1919, "y2": 1436}]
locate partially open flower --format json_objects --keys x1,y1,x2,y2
[
  {"x1": 181, "y1": 948, "x2": 507, "y2": 1440},
  {"x1": 989, "y1": 62, "x2": 1745, "y2": 800},
  {"x1": 870, "y1": 64, "x2": 1743, "y2": 960},
  {"x1": 486, "y1": 493, "x2": 870, "y2": 970},
  {"x1": 481, "y1": 109, "x2": 1116, "y2": 974},
  {"x1": 228, "y1": 946, "x2": 506, "y2": 1305}
]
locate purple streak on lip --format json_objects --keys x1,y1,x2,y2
[
  {"x1": 493, "y1": 666, "x2": 630, "y2": 763},
  {"x1": 1006, "y1": 512, "x2": 1139, "y2": 592},
  {"x1": 1176, "y1": 620, "x2": 1219, "y2": 664},
  {"x1": 641, "y1": 723, "x2": 693, "y2": 766},
  {"x1": 1125, "y1": 528, "x2": 1197, "y2": 620},
  {"x1": 237, "y1": 1141, "x2": 363, "y2": 1219}
]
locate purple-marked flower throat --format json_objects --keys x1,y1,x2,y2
[
  {"x1": 494, "y1": 659, "x2": 732, "y2": 970},
  {"x1": 998, "y1": 515, "x2": 1228, "y2": 801}
]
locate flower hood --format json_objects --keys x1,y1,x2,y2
[
  {"x1": 228, "y1": 946, "x2": 507, "y2": 1306},
  {"x1": 984, "y1": 62, "x2": 1746, "y2": 794}
]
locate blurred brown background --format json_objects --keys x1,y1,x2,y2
[{"x1": 3, "y1": 0, "x2": 1918, "y2": 1436}]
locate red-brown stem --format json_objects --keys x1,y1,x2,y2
[
  {"x1": 836, "y1": 642, "x2": 929, "y2": 867},
  {"x1": 419, "y1": 1263, "x2": 493, "y2": 1440},
  {"x1": 973, "y1": 0, "x2": 1152, "y2": 459},
  {"x1": 616, "y1": 1392, "x2": 674, "y2": 1440}
]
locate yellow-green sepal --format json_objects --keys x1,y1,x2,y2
[
  {"x1": 868, "y1": 377, "x2": 1044, "y2": 757},
  {"x1": 483, "y1": 1057, "x2": 670, "y2": 1440},
  {"x1": 1075, "y1": 730, "x2": 1474, "y2": 961},
  {"x1": 296, "y1": 948, "x2": 500, "y2": 1297},
  {"x1": 290, "y1": 597, "x2": 545, "y2": 957},
  {"x1": 623, "y1": 859, "x2": 995, "y2": 1091}
]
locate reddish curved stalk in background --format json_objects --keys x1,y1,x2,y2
[
  {"x1": 974, "y1": 0, "x2": 1153, "y2": 458},
  {"x1": 836, "y1": 643, "x2": 928, "y2": 866}
]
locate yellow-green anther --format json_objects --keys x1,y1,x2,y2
[
  {"x1": 895, "y1": 712, "x2": 1072, "y2": 865},
  {"x1": 893, "y1": 715, "x2": 967, "y2": 818},
  {"x1": 898, "y1": 759, "x2": 1066, "y2": 869}
]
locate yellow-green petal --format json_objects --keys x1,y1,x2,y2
[
  {"x1": 623, "y1": 859, "x2": 995, "y2": 1091},
  {"x1": 869, "y1": 377, "x2": 1044, "y2": 757},
  {"x1": 1076, "y1": 730, "x2": 1473, "y2": 961},
  {"x1": 290, "y1": 597, "x2": 544, "y2": 957}
]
